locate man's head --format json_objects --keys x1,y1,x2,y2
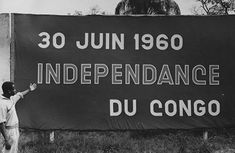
[{"x1": 2, "y1": 81, "x2": 16, "y2": 98}]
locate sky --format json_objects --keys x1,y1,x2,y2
[{"x1": 0, "y1": 0, "x2": 200, "y2": 15}]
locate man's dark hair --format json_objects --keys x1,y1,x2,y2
[{"x1": 2, "y1": 81, "x2": 14, "y2": 94}]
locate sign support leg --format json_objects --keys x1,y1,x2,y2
[
  {"x1": 50, "y1": 131, "x2": 55, "y2": 143},
  {"x1": 203, "y1": 130, "x2": 208, "y2": 141}
]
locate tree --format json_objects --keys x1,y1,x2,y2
[
  {"x1": 115, "y1": 0, "x2": 181, "y2": 15},
  {"x1": 73, "y1": 10, "x2": 83, "y2": 16},
  {"x1": 88, "y1": 5, "x2": 107, "y2": 15},
  {"x1": 68, "y1": 10, "x2": 83, "y2": 16},
  {"x1": 194, "y1": 0, "x2": 235, "y2": 15},
  {"x1": 69, "y1": 5, "x2": 108, "y2": 16},
  {"x1": 191, "y1": 5, "x2": 205, "y2": 15}
]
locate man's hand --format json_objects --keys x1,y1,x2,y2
[
  {"x1": 21, "y1": 83, "x2": 37, "y2": 96},
  {"x1": 4, "y1": 139, "x2": 11, "y2": 150},
  {"x1": 29, "y1": 83, "x2": 37, "y2": 91},
  {"x1": 0, "y1": 123, "x2": 11, "y2": 150}
]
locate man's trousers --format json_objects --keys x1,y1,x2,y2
[{"x1": 2, "y1": 128, "x2": 19, "y2": 153}]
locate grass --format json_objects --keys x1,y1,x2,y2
[{"x1": 1, "y1": 128, "x2": 235, "y2": 153}]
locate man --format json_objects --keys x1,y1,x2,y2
[{"x1": 0, "y1": 81, "x2": 37, "y2": 153}]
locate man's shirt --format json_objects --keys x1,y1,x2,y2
[{"x1": 0, "y1": 93, "x2": 23, "y2": 126}]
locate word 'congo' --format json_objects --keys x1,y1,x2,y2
[
  {"x1": 110, "y1": 99, "x2": 220, "y2": 117},
  {"x1": 37, "y1": 63, "x2": 220, "y2": 85}
]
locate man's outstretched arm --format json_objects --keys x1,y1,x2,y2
[
  {"x1": 11, "y1": 83, "x2": 37, "y2": 103},
  {"x1": 20, "y1": 83, "x2": 37, "y2": 97}
]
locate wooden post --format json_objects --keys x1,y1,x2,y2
[
  {"x1": 203, "y1": 130, "x2": 208, "y2": 141},
  {"x1": 49, "y1": 131, "x2": 55, "y2": 143},
  {"x1": 10, "y1": 13, "x2": 15, "y2": 82},
  {"x1": 0, "y1": 13, "x2": 11, "y2": 86}
]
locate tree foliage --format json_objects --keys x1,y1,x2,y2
[
  {"x1": 115, "y1": 0, "x2": 181, "y2": 15},
  {"x1": 88, "y1": 5, "x2": 107, "y2": 15},
  {"x1": 69, "y1": 5, "x2": 108, "y2": 16},
  {"x1": 195, "y1": 0, "x2": 234, "y2": 15}
]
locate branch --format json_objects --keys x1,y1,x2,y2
[
  {"x1": 200, "y1": 0, "x2": 210, "y2": 14},
  {"x1": 217, "y1": 0, "x2": 230, "y2": 14}
]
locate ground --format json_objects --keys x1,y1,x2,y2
[{"x1": 0, "y1": 128, "x2": 233, "y2": 153}]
